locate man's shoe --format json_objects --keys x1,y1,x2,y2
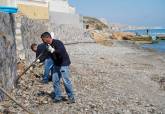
[
  {"x1": 61, "y1": 96, "x2": 67, "y2": 101},
  {"x1": 53, "y1": 99, "x2": 62, "y2": 103},
  {"x1": 48, "y1": 76, "x2": 52, "y2": 82},
  {"x1": 40, "y1": 80, "x2": 48, "y2": 84},
  {"x1": 67, "y1": 98, "x2": 75, "y2": 104}
]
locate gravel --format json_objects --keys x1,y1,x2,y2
[{"x1": 8, "y1": 41, "x2": 165, "y2": 114}]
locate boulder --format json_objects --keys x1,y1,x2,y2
[
  {"x1": 130, "y1": 35, "x2": 153, "y2": 43},
  {"x1": 156, "y1": 35, "x2": 165, "y2": 40},
  {"x1": 111, "y1": 32, "x2": 136, "y2": 40},
  {"x1": 111, "y1": 32, "x2": 152, "y2": 43},
  {"x1": 90, "y1": 31, "x2": 113, "y2": 46},
  {"x1": 91, "y1": 31, "x2": 110, "y2": 42}
]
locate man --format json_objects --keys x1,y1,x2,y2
[
  {"x1": 31, "y1": 43, "x2": 54, "y2": 84},
  {"x1": 40, "y1": 32, "x2": 75, "y2": 104}
]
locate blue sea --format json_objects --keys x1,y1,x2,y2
[{"x1": 127, "y1": 29, "x2": 165, "y2": 53}]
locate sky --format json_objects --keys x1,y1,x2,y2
[{"x1": 69, "y1": 0, "x2": 165, "y2": 28}]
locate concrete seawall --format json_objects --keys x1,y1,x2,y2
[{"x1": 0, "y1": 13, "x2": 17, "y2": 90}]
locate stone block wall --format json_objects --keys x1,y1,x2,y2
[
  {"x1": 20, "y1": 16, "x2": 48, "y2": 64},
  {"x1": 50, "y1": 12, "x2": 83, "y2": 29},
  {"x1": 20, "y1": 16, "x2": 92, "y2": 64},
  {"x1": 49, "y1": 24, "x2": 93, "y2": 44},
  {"x1": 0, "y1": 13, "x2": 17, "y2": 90}
]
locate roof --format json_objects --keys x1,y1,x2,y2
[{"x1": 0, "y1": 6, "x2": 18, "y2": 13}]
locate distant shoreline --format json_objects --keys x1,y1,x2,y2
[{"x1": 112, "y1": 40, "x2": 165, "y2": 54}]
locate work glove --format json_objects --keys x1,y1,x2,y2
[
  {"x1": 36, "y1": 59, "x2": 40, "y2": 63},
  {"x1": 31, "y1": 59, "x2": 40, "y2": 69},
  {"x1": 47, "y1": 44, "x2": 55, "y2": 53},
  {"x1": 35, "y1": 59, "x2": 43, "y2": 67}
]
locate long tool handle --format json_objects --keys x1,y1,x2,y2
[
  {"x1": 0, "y1": 87, "x2": 34, "y2": 114},
  {"x1": 15, "y1": 50, "x2": 45, "y2": 83}
]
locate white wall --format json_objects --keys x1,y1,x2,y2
[
  {"x1": 0, "y1": 0, "x2": 16, "y2": 7},
  {"x1": 0, "y1": 0, "x2": 76, "y2": 14},
  {"x1": 49, "y1": 0, "x2": 75, "y2": 14},
  {"x1": 0, "y1": 0, "x2": 48, "y2": 7},
  {"x1": 50, "y1": 11, "x2": 82, "y2": 28}
]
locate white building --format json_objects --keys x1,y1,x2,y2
[
  {"x1": 0, "y1": 0, "x2": 82, "y2": 28},
  {"x1": 0, "y1": 0, "x2": 48, "y2": 6},
  {"x1": 48, "y1": 0, "x2": 82, "y2": 28},
  {"x1": 0, "y1": 0, "x2": 75, "y2": 14},
  {"x1": 0, "y1": 0, "x2": 16, "y2": 6},
  {"x1": 49, "y1": 0, "x2": 75, "y2": 14}
]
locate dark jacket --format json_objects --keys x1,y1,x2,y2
[
  {"x1": 36, "y1": 43, "x2": 51, "y2": 62},
  {"x1": 50, "y1": 39, "x2": 71, "y2": 66}
]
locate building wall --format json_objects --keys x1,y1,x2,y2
[
  {"x1": 0, "y1": 0, "x2": 49, "y2": 19},
  {"x1": 0, "y1": 0, "x2": 77, "y2": 20},
  {"x1": 50, "y1": 11, "x2": 82, "y2": 28},
  {"x1": 17, "y1": 3, "x2": 49, "y2": 19},
  {"x1": 49, "y1": 0, "x2": 75, "y2": 14},
  {"x1": 0, "y1": 13, "x2": 17, "y2": 90},
  {"x1": 0, "y1": 0, "x2": 8, "y2": 5},
  {"x1": 20, "y1": 16, "x2": 48, "y2": 64},
  {"x1": 0, "y1": 0, "x2": 16, "y2": 6}
]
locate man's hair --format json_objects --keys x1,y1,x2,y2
[
  {"x1": 41, "y1": 32, "x2": 51, "y2": 38},
  {"x1": 31, "y1": 43, "x2": 37, "y2": 50}
]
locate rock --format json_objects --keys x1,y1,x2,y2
[
  {"x1": 131, "y1": 35, "x2": 153, "y2": 44},
  {"x1": 111, "y1": 32, "x2": 136, "y2": 40},
  {"x1": 111, "y1": 32, "x2": 153, "y2": 43},
  {"x1": 90, "y1": 31, "x2": 113, "y2": 46},
  {"x1": 42, "y1": 99, "x2": 48, "y2": 104},
  {"x1": 114, "y1": 109, "x2": 123, "y2": 114},
  {"x1": 123, "y1": 109, "x2": 132, "y2": 114},
  {"x1": 156, "y1": 35, "x2": 165, "y2": 40},
  {"x1": 0, "y1": 105, "x2": 5, "y2": 112},
  {"x1": 83, "y1": 16, "x2": 109, "y2": 31}
]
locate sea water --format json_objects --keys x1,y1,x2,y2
[{"x1": 128, "y1": 29, "x2": 165, "y2": 53}]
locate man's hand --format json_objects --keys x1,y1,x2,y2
[{"x1": 47, "y1": 44, "x2": 55, "y2": 53}]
